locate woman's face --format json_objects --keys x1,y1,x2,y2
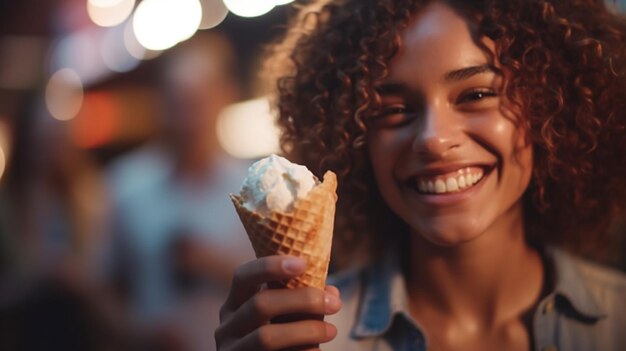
[{"x1": 366, "y1": 2, "x2": 533, "y2": 246}]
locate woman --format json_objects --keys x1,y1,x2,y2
[{"x1": 216, "y1": 0, "x2": 626, "y2": 350}]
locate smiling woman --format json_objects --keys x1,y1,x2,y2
[
  {"x1": 215, "y1": 0, "x2": 626, "y2": 350},
  {"x1": 366, "y1": 4, "x2": 533, "y2": 248}
]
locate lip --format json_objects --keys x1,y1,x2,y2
[{"x1": 402, "y1": 163, "x2": 495, "y2": 206}]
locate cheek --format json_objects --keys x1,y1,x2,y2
[
  {"x1": 367, "y1": 133, "x2": 402, "y2": 192},
  {"x1": 485, "y1": 117, "x2": 533, "y2": 191},
  {"x1": 510, "y1": 143, "x2": 533, "y2": 192}
]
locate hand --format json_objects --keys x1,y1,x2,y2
[{"x1": 215, "y1": 256, "x2": 342, "y2": 351}]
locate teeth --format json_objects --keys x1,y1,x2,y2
[
  {"x1": 446, "y1": 177, "x2": 458, "y2": 192},
  {"x1": 415, "y1": 169, "x2": 485, "y2": 195},
  {"x1": 435, "y1": 180, "x2": 446, "y2": 193},
  {"x1": 458, "y1": 175, "x2": 467, "y2": 188}
]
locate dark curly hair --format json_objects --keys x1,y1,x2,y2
[{"x1": 267, "y1": 0, "x2": 626, "y2": 265}]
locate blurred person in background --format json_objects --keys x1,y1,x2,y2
[
  {"x1": 216, "y1": 0, "x2": 626, "y2": 350},
  {"x1": 0, "y1": 92, "x2": 106, "y2": 350},
  {"x1": 101, "y1": 31, "x2": 255, "y2": 350}
]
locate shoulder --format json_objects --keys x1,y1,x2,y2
[
  {"x1": 325, "y1": 267, "x2": 372, "y2": 350},
  {"x1": 327, "y1": 266, "x2": 363, "y2": 300},
  {"x1": 556, "y1": 250, "x2": 626, "y2": 331},
  {"x1": 328, "y1": 265, "x2": 361, "y2": 285},
  {"x1": 567, "y1": 254, "x2": 626, "y2": 347},
  {"x1": 572, "y1": 256, "x2": 626, "y2": 292}
]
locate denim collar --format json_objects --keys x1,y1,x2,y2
[
  {"x1": 350, "y1": 246, "x2": 606, "y2": 341},
  {"x1": 545, "y1": 247, "x2": 607, "y2": 320},
  {"x1": 350, "y1": 250, "x2": 417, "y2": 339}
]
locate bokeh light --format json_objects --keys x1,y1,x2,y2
[
  {"x1": 217, "y1": 97, "x2": 280, "y2": 159},
  {"x1": 0, "y1": 122, "x2": 9, "y2": 182},
  {"x1": 199, "y1": 0, "x2": 230, "y2": 29},
  {"x1": 0, "y1": 144, "x2": 5, "y2": 182},
  {"x1": 101, "y1": 22, "x2": 141, "y2": 72},
  {"x1": 50, "y1": 29, "x2": 109, "y2": 85},
  {"x1": 133, "y1": 0, "x2": 202, "y2": 51},
  {"x1": 45, "y1": 68, "x2": 84, "y2": 121},
  {"x1": 87, "y1": 0, "x2": 136, "y2": 27},
  {"x1": 70, "y1": 92, "x2": 120, "y2": 149},
  {"x1": 223, "y1": 0, "x2": 275, "y2": 18},
  {"x1": 122, "y1": 18, "x2": 162, "y2": 60}
]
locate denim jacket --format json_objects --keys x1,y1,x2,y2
[{"x1": 325, "y1": 247, "x2": 626, "y2": 351}]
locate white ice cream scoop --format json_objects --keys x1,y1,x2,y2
[{"x1": 239, "y1": 154, "x2": 317, "y2": 217}]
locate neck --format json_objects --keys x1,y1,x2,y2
[{"x1": 407, "y1": 204, "x2": 544, "y2": 327}]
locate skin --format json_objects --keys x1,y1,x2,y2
[
  {"x1": 367, "y1": 3, "x2": 543, "y2": 350},
  {"x1": 217, "y1": 2, "x2": 544, "y2": 351},
  {"x1": 215, "y1": 256, "x2": 341, "y2": 351}
]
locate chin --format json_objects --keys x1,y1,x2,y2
[{"x1": 411, "y1": 219, "x2": 488, "y2": 247}]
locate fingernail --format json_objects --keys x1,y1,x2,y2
[
  {"x1": 282, "y1": 257, "x2": 306, "y2": 274},
  {"x1": 324, "y1": 292, "x2": 340, "y2": 313}
]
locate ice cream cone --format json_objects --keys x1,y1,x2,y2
[{"x1": 230, "y1": 171, "x2": 337, "y2": 290}]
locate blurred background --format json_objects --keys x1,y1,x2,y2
[
  {"x1": 0, "y1": 1, "x2": 292, "y2": 350},
  {"x1": 0, "y1": 1, "x2": 625, "y2": 350}
]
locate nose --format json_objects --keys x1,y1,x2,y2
[{"x1": 412, "y1": 105, "x2": 461, "y2": 158}]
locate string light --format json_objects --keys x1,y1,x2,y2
[
  {"x1": 133, "y1": 0, "x2": 202, "y2": 51},
  {"x1": 217, "y1": 97, "x2": 281, "y2": 159},
  {"x1": 223, "y1": 0, "x2": 275, "y2": 18},
  {"x1": 87, "y1": 0, "x2": 136, "y2": 27},
  {"x1": 199, "y1": 0, "x2": 229, "y2": 29}
]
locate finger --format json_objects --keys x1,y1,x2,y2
[
  {"x1": 223, "y1": 256, "x2": 307, "y2": 314},
  {"x1": 324, "y1": 285, "x2": 340, "y2": 298},
  {"x1": 223, "y1": 287, "x2": 341, "y2": 336},
  {"x1": 231, "y1": 320, "x2": 337, "y2": 351}
]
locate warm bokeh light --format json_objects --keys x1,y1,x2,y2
[
  {"x1": 0, "y1": 121, "x2": 9, "y2": 182},
  {"x1": 223, "y1": 0, "x2": 274, "y2": 18},
  {"x1": 217, "y1": 97, "x2": 281, "y2": 159},
  {"x1": 123, "y1": 18, "x2": 162, "y2": 60},
  {"x1": 133, "y1": 0, "x2": 202, "y2": 51},
  {"x1": 45, "y1": 68, "x2": 84, "y2": 121},
  {"x1": 87, "y1": 0, "x2": 136, "y2": 27},
  {"x1": 70, "y1": 92, "x2": 120, "y2": 149},
  {"x1": 273, "y1": 0, "x2": 294, "y2": 5},
  {"x1": 102, "y1": 22, "x2": 141, "y2": 72},
  {"x1": 89, "y1": 0, "x2": 125, "y2": 5},
  {"x1": 199, "y1": 0, "x2": 230, "y2": 29},
  {"x1": 0, "y1": 144, "x2": 5, "y2": 182}
]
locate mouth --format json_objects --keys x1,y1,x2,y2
[{"x1": 407, "y1": 165, "x2": 495, "y2": 195}]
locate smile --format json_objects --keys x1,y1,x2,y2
[{"x1": 410, "y1": 166, "x2": 492, "y2": 195}]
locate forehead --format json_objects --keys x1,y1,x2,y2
[{"x1": 388, "y1": 2, "x2": 494, "y2": 82}]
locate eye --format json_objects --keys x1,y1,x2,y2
[
  {"x1": 383, "y1": 106, "x2": 407, "y2": 115},
  {"x1": 456, "y1": 88, "x2": 498, "y2": 105},
  {"x1": 370, "y1": 104, "x2": 416, "y2": 128}
]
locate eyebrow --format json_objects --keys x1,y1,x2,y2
[
  {"x1": 444, "y1": 64, "x2": 498, "y2": 83},
  {"x1": 376, "y1": 64, "x2": 499, "y2": 95}
]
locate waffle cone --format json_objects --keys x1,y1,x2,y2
[{"x1": 230, "y1": 171, "x2": 337, "y2": 290}]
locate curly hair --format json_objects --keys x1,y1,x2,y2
[{"x1": 267, "y1": 0, "x2": 626, "y2": 264}]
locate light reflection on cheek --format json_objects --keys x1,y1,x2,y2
[
  {"x1": 477, "y1": 111, "x2": 520, "y2": 151},
  {"x1": 492, "y1": 119, "x2": 508, "y2": 136}
]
